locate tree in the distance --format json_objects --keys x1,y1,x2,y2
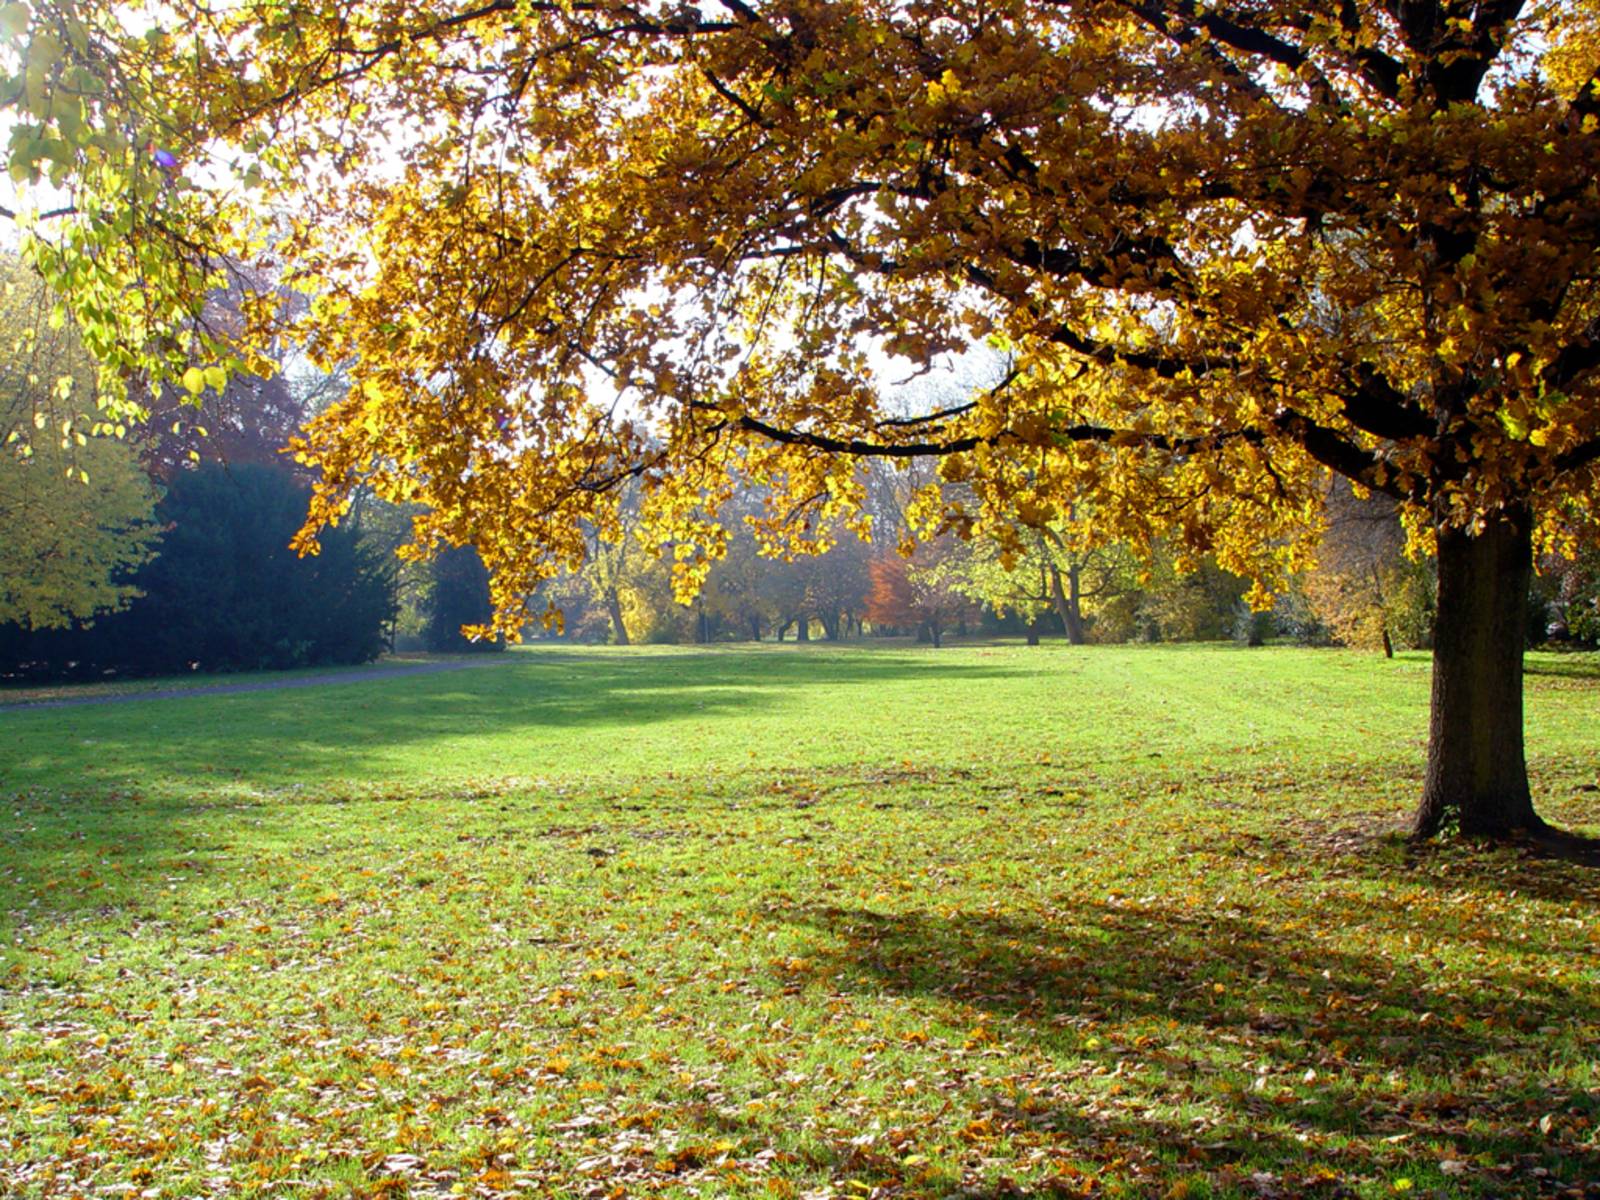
[
  {"x1": 866, "y1": 540, "x2": 976, "y2": 648},
  {"x1": 10, "y1": 1, "x2": 1600, "y2": 839},
  {"x1": 950, "y1": 519, "x2": 1138, "y2": 645},
  {"x1": 1534, "y1": 545, "x2": 1600, "y2": 647},
  {"x1": 0, "y1": 258, "x2": 159, "y2": 630},
  {"x1": 423, "y1": 544, "x2": 505, "y2": 654},
  {"x1": 137, "y1": 371, "x2": 305, "y2": 481},
  {"x1": 1304, "y1": 483, "x2": 1435, "y2": 658},
  {"x1": 121, "y1": 464, "x2": 396, "y2": 673},
  {"x1": 1, "y1": 463, "x2": 396, "y2": 677}
]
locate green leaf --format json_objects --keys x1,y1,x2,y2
[
  {"x1": 181, "y1": 366, "x2": 206, "y2": 396},
  {"x1": 0, "y1": 3, "x2": 29, "y2": 40},
  {"x1": 29, "y1": 30, "x2": 62, "y2": 70},
  {"x1": 8, "y1": 147, "x2": 34, "y2": 184},
  {"x1": 203, "y1": 365, "x2": 227, "y2": 392}
]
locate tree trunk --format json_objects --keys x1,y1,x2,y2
[
  {"x1": 1372, "y1": 564, "x2": 1394, "y2": 659},
  {"x1": 605, "y1": 588, "x2": 630, "y2": 647},
  {"x1": 1050, "y1": 564, "x2": 1087, "y2": 644},
  {"x1": 796, "y1": 617, "x2": 810, "y2": 642},
  {"x1": 749, "y1": 615, "x2": 762, "y2": 641},
  {"x1": 1412, "y1": 504, "x2": 1544, "y2": 840}
]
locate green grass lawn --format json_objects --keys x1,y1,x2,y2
[{"x1": 1, "y1": 642, "x2": 1597, "y2": 1199}]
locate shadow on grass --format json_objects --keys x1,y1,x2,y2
[
  {"x1": 0, "y1": 649, "x2": 1023, "y2": 930},
  {"x1": 772, "y1": 901, "x2": 1600, "y2": 1193},
  {"x1": 1524, "y1": 654, "x2": 1600, "y2": 681},
  {"x1": 1295, "y1": 810, "x2": 1600, "y2": 904},
  {"x1": 0, "y1": 792, "x2": 207, "y2": 941},
  {"x1": 1519, "y1": 825, "x2": 1600, "y2": 867},
  {"x1": 2, "y1": 647, "x2": 1022, "y2": 798}
]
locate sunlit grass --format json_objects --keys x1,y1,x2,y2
[{"x1": 2, "y1": 642, "x2": 1597, "y2": 1198}]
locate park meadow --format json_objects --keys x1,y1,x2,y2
[{"x1": 2, "y1": 641, "x2": 1597, "y2": 1199}]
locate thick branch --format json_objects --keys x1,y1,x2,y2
[
  {"x1": 692, "y1": 394, "x2": 1400, "y2": 507},
  {"x1": 1544, "y1": 316, "x2": 1600, "y2": 392},
  {"x1": 1279, "y1": 408, "x2": 1403, "y2": 498},
  {"x1": 1118, "y1": 0, "x2": 1341, "y2": 108},
  {"x1": 1332, "y1": 0, "x2": 1406, "y2": 99},
  {"x1": 1041, "y1": 316, "x2": 1225, "y2": 380},
  {"x1": 1343, "y1": 363, "x2": 1434, "y2": 440},
  {"x1": 1553, "y1": 436, "x2": 1600, "y2": 476},
  {"x1": 0, "y1": 204, "x2": 79, "y2": 222}
]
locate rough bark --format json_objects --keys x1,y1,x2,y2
[{"x1": 1413, "y1": 503, "x2": 1545, "y2": 840}]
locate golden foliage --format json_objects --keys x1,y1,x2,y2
[{"x1": 7, "y1": 1, "x2": 1600, "y2": 635}]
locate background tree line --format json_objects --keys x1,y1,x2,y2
[
  {"x1": 3, "y1": 247, "x2": 1597, "y2": 676},
  {"x1": 526, "y1": 459, "x2": 1600, "y2": 654}
]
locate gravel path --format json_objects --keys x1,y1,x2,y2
[{"x1": 0, "y1": 658, "x2": 504, "y2": 713}]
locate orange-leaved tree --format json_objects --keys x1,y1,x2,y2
[
  {"x1": 5, "y1": 0, "x2": 1600, "y2": 839},
  {"x1": 866, "y1": 542, "x2": 973, "y2": 647}
]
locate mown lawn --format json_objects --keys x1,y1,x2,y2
[{"x1": 1, "y1": 642, "x2": 1597, "y2": 1199}]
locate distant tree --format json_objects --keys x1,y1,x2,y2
[
  {"x1": 759, "y1": 556, "x2": 813, "y2": 642},
  {"x1": 701, "y1": 514, "x2": 775, "y2": 641},
  {"x1": 1132, "y1": 554, "x2": 1253, "y2": 644},
  {"x1": 423, "y1": 544, "x2": 504, "y2": 653},
  {"x1": 115, "y1": 266, "x2": 317, "y2": 479},
  {"x1": 0, "y1": 464, "x2": 395, "y2": 677},
  {"x1": 577, "y1": 491, "x2": 655, "y2": 646},
  {"x1": 1304, "y1": 483, "x2": 1435, "y2": 657},
  {"x1": 136, "y1": 371, "x2": 304, "y2": 480},
  {"x1": 951, "y1": 518, "x2": 1137, "y2": 646},
  {"x1": 866, "y1": 540, "x2": 976, "y2": 648},
  {"x1": 866, "y1": 554, "x2": 914, "y2": 634},
  {"x1": 0, "y1": 258, "x2": 159, "y2": 630},
  {"x1": 128, "y1": 464, "x2": 395, "y2": 672},
  {"x1": 337, "y1": 489, "x2": 430, "y2": 649},
  {"x1": 803, "y1": 536, "x2": 871, "y2": 641},
  {"x1": 1534, "y1": 548, "x2": 1600, "y2": 646}
]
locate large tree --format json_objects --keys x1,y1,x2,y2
[{"x1": 6, "y1": 1, "x2": 1600, "y2": 838}]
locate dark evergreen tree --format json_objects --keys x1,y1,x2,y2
[
  {"x1": 423, "y1": 545, "x2": 504, "y2": 653},
  {"x1": 0, "y1": 464, "x2": 396, "y2": 678}
]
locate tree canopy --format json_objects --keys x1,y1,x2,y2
[{"x1": 4, "y1": 0, "x2": 1599, "y2": 836}]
